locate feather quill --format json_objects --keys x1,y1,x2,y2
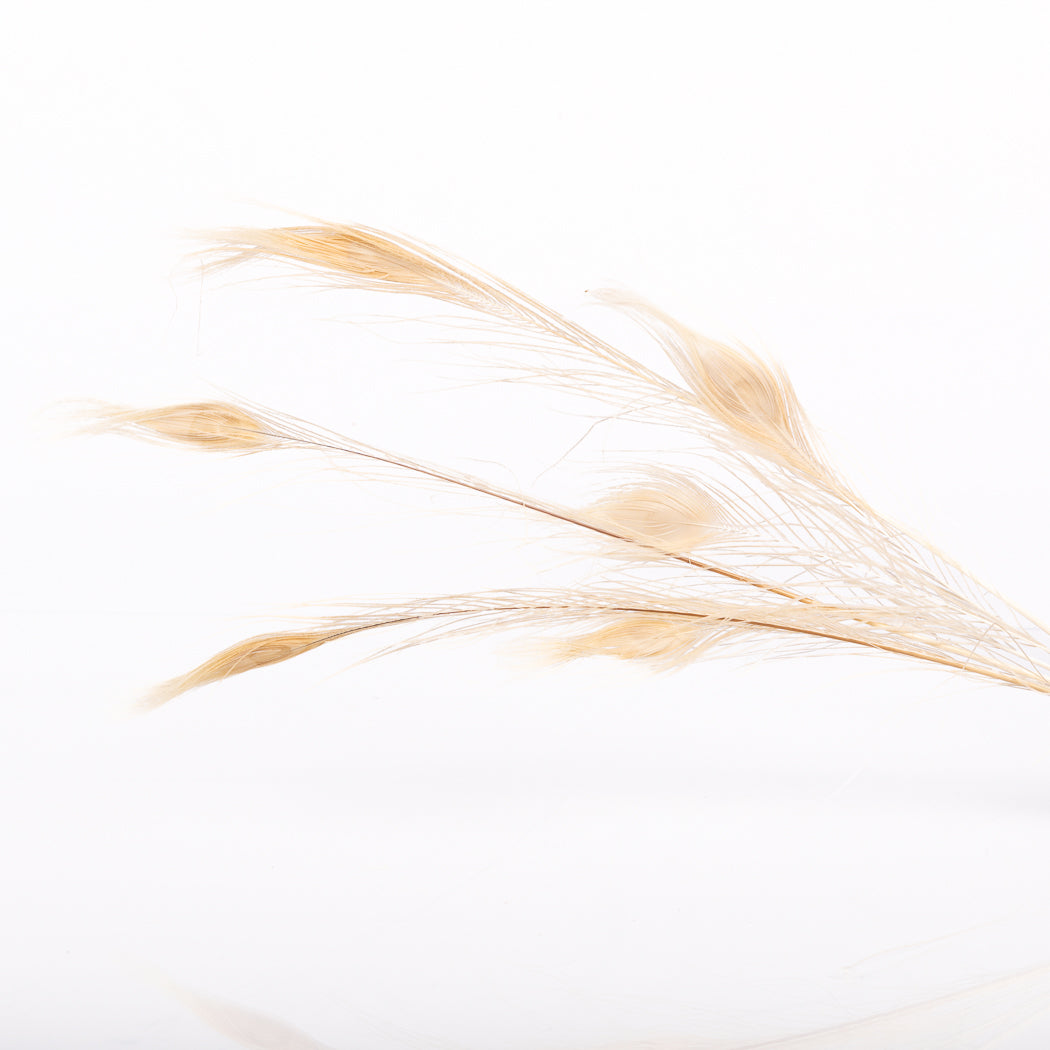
[{"x1": 85, "y1": 222, "x2": 1050, "y2": 703}]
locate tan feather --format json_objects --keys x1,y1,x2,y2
[
  {"x1": 591, "y1": 289, "x2": 827, "y2": 474},
  {"x1": 79, "y1": 402, "x2": 277, "y2": 452},
  {"x1": 206, "y1": 224, "x2": 505, "y2": 312},
  {"x1": 84, "y1": 220, "x2": 1050, "y2": 703},
  {"x1": 552, "y1": 613, "x2": 724, "y2": 668},
  {"x1": 586, "y1": 474, "x2": 727, "y2": 556},
  {"x1": 141, "y1": 629, "x2": 339, "y2": 711}
]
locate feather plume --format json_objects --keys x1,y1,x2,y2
[
  {"x1": 590, "y1": 289, "x2": 829, "y2": 477},
  {"x1": 77, "y1": 401, "x2": 279, "y2": 452},
  {"x1": 85, "y1": 221, "x2": 1050, "y2": 705},
  {"x1": 585, "y1": 472, "x2": 727, "y2": 555}
]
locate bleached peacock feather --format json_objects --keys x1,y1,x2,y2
[{"x1": 84, "y1": 222, "x2": 1050, "y2": 705}]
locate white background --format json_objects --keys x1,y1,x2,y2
[{"x1": 6, "y1": 3, "x2": 1050, "y2": 1047}]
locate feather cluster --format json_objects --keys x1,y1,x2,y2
[{"x1": 87, "y1": 221, "x2": 1050, "y2": 704}]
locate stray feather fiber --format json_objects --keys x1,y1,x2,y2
[{"x1": 88, "y1": 222, "x2": 1050, "y2": 704}]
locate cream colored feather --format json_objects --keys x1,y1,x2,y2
[{"x1": 85, "y1": 222, "x2": 1050, "y2": 703}]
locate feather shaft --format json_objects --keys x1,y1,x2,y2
[{"x1": 84, "y1": 221, "x2": 1050, "y2": 703}]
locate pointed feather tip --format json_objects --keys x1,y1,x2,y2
[
  {"x1": 201, "y1": 223, "x2": 453, "y2": 296},
  {"x1": 124, "y1": 629, "x2": 347, "y2": 713},
  {"x1": 102, "y1": 678, "x2": 193, "y2": 720},
  {"x1": 73, "y1": 401, "x2": 278, "y2": 453}
]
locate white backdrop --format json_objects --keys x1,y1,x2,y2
[{"x1": 6, "y1": 3, "x2": 1050, "y2": 1047}]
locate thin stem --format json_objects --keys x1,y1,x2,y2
[
  {"x1": 315, "y1": 602, "x2": 1050, "y2": 695},
  {"x1": 265, "y1": 425, "x2": 1050, "y2": 692}
]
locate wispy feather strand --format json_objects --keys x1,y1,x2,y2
[{"x1": 85, "y1": 222, "x2": 1050, "y2": 703}]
